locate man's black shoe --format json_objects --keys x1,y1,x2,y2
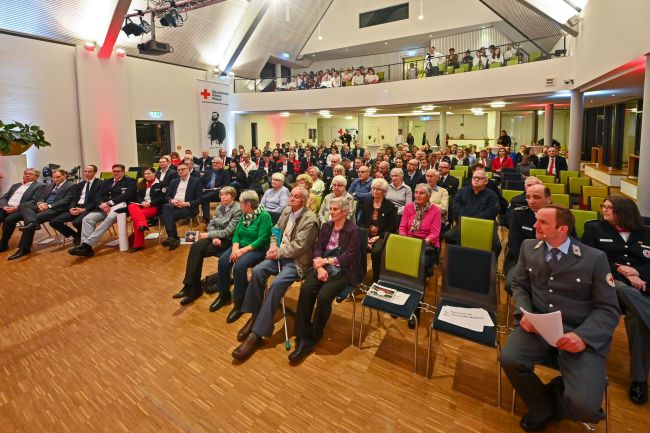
[
  {"x1": 0, "y1": 243, "x2": 8, "y2": 253},
  {"x1": 8, "y1": 249, "x2": 29, "y2": 260},
  {"x1": 18, "y1": 222, "x2": 40, "y2": 232},
  {"x1": 630, "y1": 381, "x2": 648, "y2": 405},
  {"x1": 180, "y1": 292, "x2": 201, "y2": 305},
  {"x1": 209, "y1": 293, "x2": 231, "y2": 312},
  {"x1": 519, "y1": 412, "x2": 555, "y2": 432},
  {"x1": 288, "y1": 341, "x2": 315, "y2": 365},
  {"x1": 226, "y1": 302, "x2": 243, "y2": 323},
  {"x1": 168, "y1": 237, "x2": 180, "y2": 251}
]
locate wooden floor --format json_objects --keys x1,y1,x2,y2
[{"x1": 0, "y1": 224, "x2": 648, "y2": 433}]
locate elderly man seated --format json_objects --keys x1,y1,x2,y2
[{"x1": 232, "y1": 187, "x2": 319, "y2": 361}]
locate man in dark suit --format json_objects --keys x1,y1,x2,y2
[
  {"x1": 299, "y1": 149, "x2": 318, "y2": 174},
  {"x1": 436, "y1": 161, "x2": 459, "y2": 197},
  {"x1": 537, "y1": 146, "x2": 568, "y2": 178},
  {"x1": 350, "y1": 142, "x2": 365, "y2": 160},
  {"x1": 193, "y1": 150, "x2": 213, "y2": 174},
  {"x1": 201, "y1": 157, "x2": 229, "y2": 223},
  {"x1": 403, "y1": 159, "x2": 425, "y2": 192},
  {"x1": 501, "y1": 205, "x2": 620, "y2": 431},
  {"x1": 8, "y1": 169, "x2": 75, "y2": 260},
  {"x1": 155, "y1": 156, "x2": 178, "y2": 192},
  {"x1": 49, "y1": 165, "x2": 104, "y2": 245},
  {"x1": 160, "y1": 163, "x2": 203, "y2": 251},
  {"x1": 0, "y1": 168, "x2": 44, "y2": 253},
  {"x1": 68, "y1": 164, "x2": 136, "y2": 257}
]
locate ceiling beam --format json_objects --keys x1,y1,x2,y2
[
  {"x1": 98, "y1": 0, "x2": 133, "y2": 59},
  {"x1": 222, "y1": 1, "x2": 271, "y2": 74}
]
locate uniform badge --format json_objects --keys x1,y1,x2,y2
[
  {"x1": 606, "y1": 273, "x2": 615, "y2": 287},
  {"x1": 643, "y1": 249, "x2": 650, "y2": 258},
  {"x1": 162, "y1": 187, "x2": 168, "y2": 193},
  {"x1": 534, "y1": 241, "x2": 544, "y2": 250},
  {"x1": 572, "y1": 245, "x2": 581, "y2": 257}
]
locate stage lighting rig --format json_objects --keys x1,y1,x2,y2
[{"x1": 121, "y1": 10, "x2": 151, "y2": 37}]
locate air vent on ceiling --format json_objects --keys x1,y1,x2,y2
[{"x1": 545, "y1": 77, "x2": 556, "y2": 87}]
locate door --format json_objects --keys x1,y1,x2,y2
[{"x1": 135, "y1": 120, "x2": 172, "y2": 167}]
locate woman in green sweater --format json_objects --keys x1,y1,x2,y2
[{"x1": 211, "y1": 190, "x2": 272, "y2": 323}]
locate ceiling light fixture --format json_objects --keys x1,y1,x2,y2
[
  {"x1": 279, "y1": 112, "x2": 290, "y2": 117},
  {"x1": 490, "y1": 101, "x2": 506, "y2": 108},
  {"x1": 418, "y1": 1, "x2": 424, "y2": 20},
  {"x1": 319, "y1": 110, "x2": 330, "y2": 116},
  {"x1": 83, "y1": 41, "x2": 96, "y2": 52},
  {"x1": 345, "y1": 115, "x2": 353, "y2": 120},
  {"x1": 421, "y1": 105, "x2": 434, "y2": 110},
  {"x1": 115, "y1": 48, "x2": 126, "y2": 58}
]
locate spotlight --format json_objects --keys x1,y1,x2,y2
[
  {"x1": 121, "y1": 18, "x2": 144, "y2": 36},
  {"x1": 83, "y1": 41, "x2": 96, "y2": 51},
  {"x1": 115, "y1": 48, "x2": 126, "y2": 58},
  {"x1": 160, "y1": 10, "x2": 183, "y2": 27}
]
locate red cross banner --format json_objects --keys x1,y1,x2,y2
[{"x1": 196, "y1": 79, "x2": 230, "y2": 152}]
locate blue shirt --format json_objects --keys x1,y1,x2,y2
[{"x1": 348, "y1": 178, "x2": 373, "y2": 200}]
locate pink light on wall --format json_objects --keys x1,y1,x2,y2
[
  {"x1": 269, "y1": 114, "x2": 289, "y2": 144},
  {"x1": 98, "y1": 0, "x2": 132, "y2": 59}
]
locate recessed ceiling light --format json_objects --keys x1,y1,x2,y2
[
  {"x1": 418, "y1": 15, "x2": 423, "y2": 20},
  {"x1": 413, "y1": 110, "x2": 423, "y2": 114},
  {"x1": 345, "y1": 115, "x2": 353, "y2": 120},
  {"x1": 611, "y1": 94, "x2": 616, "y2": 97},
  {"x1": 421, "y1": 105, "x2": 434, "y2": 110},
  {"x1": 365, "y1": 108, "x2": 377, "y2": 113},
  {"x1": 345, "y1": 48, "x2": 349, "y2": 51},
  {"x1": 279, "y1": 112, "x2": 290, "y2": 117},
  {"x1": 490, "y1": 101, "x2": 507, "y2": 108},
  {"x1": 385, "y1": 42, "x2": 389, "y2": 45},
  {"x1": 318, "y1": 35, "x2": 323, "y2": 40},
  {"x1": 312, "y1": 54, "x2": 315, "y2": 57},
  {"x1": 319, "y1": 110, "x2": 330, "y2": 116}
]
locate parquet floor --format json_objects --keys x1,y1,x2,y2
[{"x1": 0, "y1": 224, "x2": 648, "y2": 433}]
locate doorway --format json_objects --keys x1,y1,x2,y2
[{"x1": 135, "y1": 120, "x2": 173, "y2": 167}]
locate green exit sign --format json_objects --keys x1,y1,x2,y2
[{"x1": 150, "y1": 111, "x2": 162, "y2": 118}]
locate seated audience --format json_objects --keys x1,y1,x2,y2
[
  {"x1": 194, "y1": 150, "x2": 213, "y2": 174},
  {"x1": 347, "y1": 165, "x2": 373, "y2": 201},
  {"x1": 501, "y1": 205, "x2": 620, "y2": 431},
  {"x1": 232, "y1": 187, "x2": 319, "y2": 361},
  {"x1": 6, "y1": 169, "x2": 73, "y2": 260},
  {"x1": 227, "y1": 160, "x2": 248, "y2": 193},
  {"x1": 517, "y1": 154, "x2": 535, "y2": 177},
  {"x1": 159, "y1": 164, "x2": 203, "y2": 251},
  {"x1": 357, "y1": 178, "x2": 397, "y2": 282},
  {"x1": 169, "y1": 151, "x2": 182, "y2": 167},
  {"x1": 437, "y1": 161, "x2": 459, "y2": 197},
  {"x1": 538, "y1": 146, "x2": 567, "y2": 178},
  {"x1": 127, "y1": 168, "x2": 164, "y2": 253},
  {"x1": 173, "y1": 186, "x2": 241, "y2": 305},
  {"x1": 240, "y1": 152, "x2": 257, "y2": 176},
  {"x1": 582, "y1": 196, "x2": 650, "y2": 405},
  {"x1": 68, "y1": 164, "x2": 136, "y2": 257},
  {"x1": 291, "y1": 197, "x2": 362, "y2": 364},
  {"x1": 425, "y1": 169, "x2": 449, "y2": 220},
  {"x1": 308, "y1": 166, "x2": 325, "y2": 197},
  {"x1": 386, "y1": 168, "x2": 412, "y2": 216},
  {"x1": 210, "y1": 190, "x2": 272, "y2": 323},
  {"x1": 295, "y1": 174, "x2": 319, "y2": 213},
  {"x1": 364, "y1": 68, "x2": 379, "y2": 84},
  {"x1": 0, "y1": 169, "x2": 44, "y2": 253},
  {"x1": 49, "y1": 165, "x2": 103, "y2": 245},
  {"x1": 260, "y1": 173, "x2": 290, "y2": 223},
  {"x1": 351, "y1": 69, "x2": 365, "y2": 85},
  {"x1": 156, "y1": 156, "x2": 179, "y2": 190},
  {"x1": 492, "y1": 146, "x2": 515, "y2": 176},
  {"x1": 318, "y1": 175, "x2": 356, "y2": 225},
  {"x1": 403, "y1": 159, "x2": 425, "y2": 191}
]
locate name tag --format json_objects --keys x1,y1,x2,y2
[
  {"x1": 522, "y1": 226, "x2": 533, "y2": 231},
  {"x1": 641, "y1": 244, "x2": 650, "y2": 249},
  {"x1": 599, "y1": 238, "x2": 613, "y2": 243}
]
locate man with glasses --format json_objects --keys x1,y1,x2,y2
[
  {"x1": 347, "y1": 165, "x2": 373, "y2": 201},
  {"x1": 69, "y1": 164, "x2": 136, "y2": 257},
  {"x1": 404, "y1": 159, "x2": 424, "y2": 192},
  {"x1": 0, "y1": 168, "x2": 44, "y2": 253},
  {"x1": 160, "y1": 163, "x2": 203, "y2": 251},
  {"x1": 446, "y1": 168, "x2": 500, "y2": 252},
  {"x1": 436, "y1": 161, "x2": 459, "y2": 197}
]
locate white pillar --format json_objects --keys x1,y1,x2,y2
[
  {"x1": 275, "y1": 63, "x2": 283, "y2": 88},
  {"x1": 439, "y1": 111, "x2": 447, "y2": 148},
  {"x1": 544, "y1": 103, "x2": 554, "y2": 149},
  {"x1": 636, "y1": 54, "x2": 650, "y2": 215},
  {"x1": 568, "y1": 91, "x2": 584, "y2": 171}
]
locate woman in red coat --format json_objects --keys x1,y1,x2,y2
[{"x1": 491, "y1": 147, "x2": 514, "y2": 175}]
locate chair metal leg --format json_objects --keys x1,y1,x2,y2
[
  {"x1": 581, "y1": 423, "x2": 596, "y2": 432},
  {"x1": 511, "y1": 388, "x2": 516, "y2": 415},
  {"x1": 412, "y1": 313, "x2": 418, "y2": 374},
  {"x1": 496, "y1": 344, "x2": 502, "y2": 409},
  {"x1": 605, "y1": 380, "x2": 610, "y2": 433},
  {"x1": 359, "y1": 304, "x2": 366, "y2": 348},
  {"x1": 426, "y1": 326, "x2": 433, "y2": 378},
  {"x1": 350, "y1": 294, "x2": 356, "y2": 347}
]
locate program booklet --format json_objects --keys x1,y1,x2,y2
[
  {"x1": 367, "y1": 283, "x2": 410, "y2": 305},
  {"x1": 183, "y1": 231, "x2": 198, "y2": 244}
]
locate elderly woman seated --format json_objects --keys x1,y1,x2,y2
[
  {"x1": 318, "y1": 175, "x2": 356, "y2": 226},
  {"x1": 307, "y1": 166, "x2": 325, "y2": 197},
  {"x1": 296, "y1": 173, "x2": 320, "y2": 213},
  {"x1": 386, "y1": 167, "x2": 412, "y2": 216},
  {"x1": 173, "y1": 186, "x2": 242, "y2": 305},
  {"x1": 209, "y1": 190, "x2": 272, "y2": 323},
  {"x1": 357, "y1": 178, "x2": 397, "y2": 282},
  {"x1": 399, "y1": 183, "x2": 442, "y2": 277},
  {"x1": 260, "y1": 172, "x2": 290, "y2": 223},
  {"x1": 290, "y1": 196, "x2": 363, "y2": 365}
]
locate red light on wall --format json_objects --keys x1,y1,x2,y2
[
  {"x1": 115, "y1": 48, "x2": 126, "y2": 58},
  {"x1": 84, "y1": 42, "x2": 96, "y2": 52}
]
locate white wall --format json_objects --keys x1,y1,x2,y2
[
  {"x1": 301, "y1": 0, "x2": 499, "y2": 55},
  {"x1": 234, "y1": 113, "x2": 318, "y2": 148},
  {"x1": 318, "y1": 117, "x2": 359, "y2": 142},
  {"x1": 0, "y1": 34, "x2": 81, "y2": 176},
  {"x1": 573, "y1": 0, "x2": 650, "y2": 87}
]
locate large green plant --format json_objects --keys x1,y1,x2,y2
[{"x1": 0, "y1": 120, "x2": 51, "y2": 154}]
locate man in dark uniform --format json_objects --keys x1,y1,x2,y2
[
  {"x1": 501, "y1": 205, "x2": 620, "y2": 431},
  {"x1": 505, "y1": 176, "x2": 544, "y2": 228},
  {"x1": 208, "y1": 112, "x2": 226, "y2": 146}
]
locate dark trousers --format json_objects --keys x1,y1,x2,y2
[
  {"x1": 16, "y1": 207, "x2": 63, "y2": 251},
  {"x1": 49, "y1": 210, "x2": 89, "y2": 239},
  {"x1": 0, "y1": 211, "x2": 23, "y2": 247},
  {"x1": 201, "y1": 191, "x2": 220, "y2": 223},
  {"x1": 294, "y1": 271, "x2": 350, "y2": 344},
  {"x1": 182, "y1": 237, "x2": 231, "y2": 294},
  {"x1": 161, "y1": 203, "x2": 197, "y2": 239},
  {"x1": 217, "y1": 247, "x2": 266, "y2": 303}
]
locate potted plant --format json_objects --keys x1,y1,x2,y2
[{"x1": 0, "y1": 120, "x2": 51, "y2": 156}]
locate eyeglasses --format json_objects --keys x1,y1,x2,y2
[
  {"x1": 600, "y1": 204, "x2": 614, "y2": 210},
  {"x1": 472, "y1": 176, "x2": 487, "y2": 181}
]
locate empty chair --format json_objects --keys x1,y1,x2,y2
[
  {"x1": 450, "y1": 169, "x2": 466, "y2": 180},
  {"x1": 427, "y1": 245, "x2": 501, "y2": 407},
  {"x1": 529, "y1": 168, "x2": 547, "y2": 177},
  {"x1": 460, "y1": 216, "x2": 495, "y2": 252},
  {"x1": 543, "y1": 183, "x2": 565, "y2": 194},
  {"x1": 536, "y1": 174, "x2": 556, "y2": 184},
  {"x1": 551, "y1": 193, "x2": 570, "y2": 208}
]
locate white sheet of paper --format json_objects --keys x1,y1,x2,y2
[
  {"x1": 438, "y1": 306, "x2": 494, "y2": 332},
  {"x1": 521, "y1": 308, "x2": 564, "y2": 347}
]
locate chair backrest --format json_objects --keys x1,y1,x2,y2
[
  {"x1": 127, "y1": 171, "x2": 138, "y2": 179},
  {"x1": 570, "y1": 209, "x2": 598, "y2": 238},
  {"x1": 456, "y1": 165, "x2": 469, "y2": 175},
  {"x1": 559, "y1": 170, "x2": 579, "y2": 185},
  {"x1": 551, "y1": 193, "x2": 570, "y2": 208},
  {"x1": 543, "y1": 183, "x2": 565, "y2": 194},
  {"x1": 357, "y1": 227, "x2": 369, "y2": 278},
  {"x1": 529, "y1": 168, "x2": 547, "y2": 177},
  {"x1": 569, "y1": 176, "x2": 591, "y2": 195},
  {"x1": 485, "y1": 171, "x2": 494, "y2": 179},
  {"x1": 501, "y1": 189, "x2": 521, "y2": 204},
  {"x1": 442, "y1": 245, "x2": 497, "y2": 311},
  {"x1": 314, "y1": 195, "x2": 323, "y2": 212},
  {"x1": 99, "y1": 171, "x2": 113, "y2": 180},
  {"x1": 460, "y1": 216, "x2": 495, "y2": 252},
  {"x1": 505, "y1": 179, "x2": 525, "y2": 191},
  {"x1": 507, "y1": 58, "x2": 518, "y2": 66},
  {"x1": 501, "y1": 167, "x2": 518, "y2": 174},
  {"x1": 380, "y1": 234, "x2": 426, "y2": 294},
  {"x1": 472, "y1": 64, "x2": 481, "y2": 71},
  {"x1": 536, "y1": 174, "x2": 556, "y2": 184},
  {"x1": 529, "y1": 51, "x2": 542, "y2": 62},
  {"x1": 502, "y1": 172, "x2": 523, "y2": 184},
  {"x1": 489, "y1": 62, "x2": 501, "y2": 69},
  {"x1": 450, "y1": 169, "x2": 466, "y2": 179},
  {"x1": 582, "y1": 185, "x2": 608, "y2": 206},
  {"x1": 590, "y1": 196, "x2": 605, "y2": 214}
]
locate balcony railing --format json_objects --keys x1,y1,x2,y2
[{"x1": 234, "y1": 35, "x2": 566, "y2": 93}]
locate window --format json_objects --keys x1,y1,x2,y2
[{"x1": 359, "y1": 3, "x2": 408, "y2": 29}]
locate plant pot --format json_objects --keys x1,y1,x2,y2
[{"x1": 0, "y1": 141, "x2": 33, "y2": 156}]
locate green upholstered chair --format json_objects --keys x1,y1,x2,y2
[
  {"x1": 570, "y1": 209, "x2": 599, "y2": 239},
  {"x1": 559, "y1": 170, "x2": 579, "y2": 185},
  {"x1": 450, "y1": 169, "x2": 466, "y2": 179},
  {"x1": 543, "y1": 183, "x2": 566, "y2": 194},
  {"x1": 456, "y1": 165, "x2": 469, "y2": 176},
  {"x1": 359, "y1": 234, "x2": 426, "y2": 373},
  {"x1": 489, "y1": 62, "x2": 501, "y2": 69},
  {"x1": 100, "y1": 172, "x2": 113, "y2": 180},
  {"x1": 529, "y1": 168, "x2": 547, "y2": 177},
  {"x1": 536, "y1": 174, "x2": 556, "y2": 183},
  {"x1": 529, "y1": 51, "x2": 542, "y2": 62},
  {"x1": 460, "y1": 216, "x2": 495, "y2": 252},
  {"x1": 551, "y1": 193, "x2": 570, "y2": 208},
  {"x1": 582, "y1": 185, "x2": 608, "y2": 207},
  {"x1": 506, "y1": 58, "x2": 518, "y2": 66},
  {"x1": 569, "y1": 177, "x2": 591, "y2": 195},
  {"x1": 501, "y1": 189, "x2": 521, "y2": 204},
  {"x1": 590, "y1": 196, "x2": 606, "y2": 214}
]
